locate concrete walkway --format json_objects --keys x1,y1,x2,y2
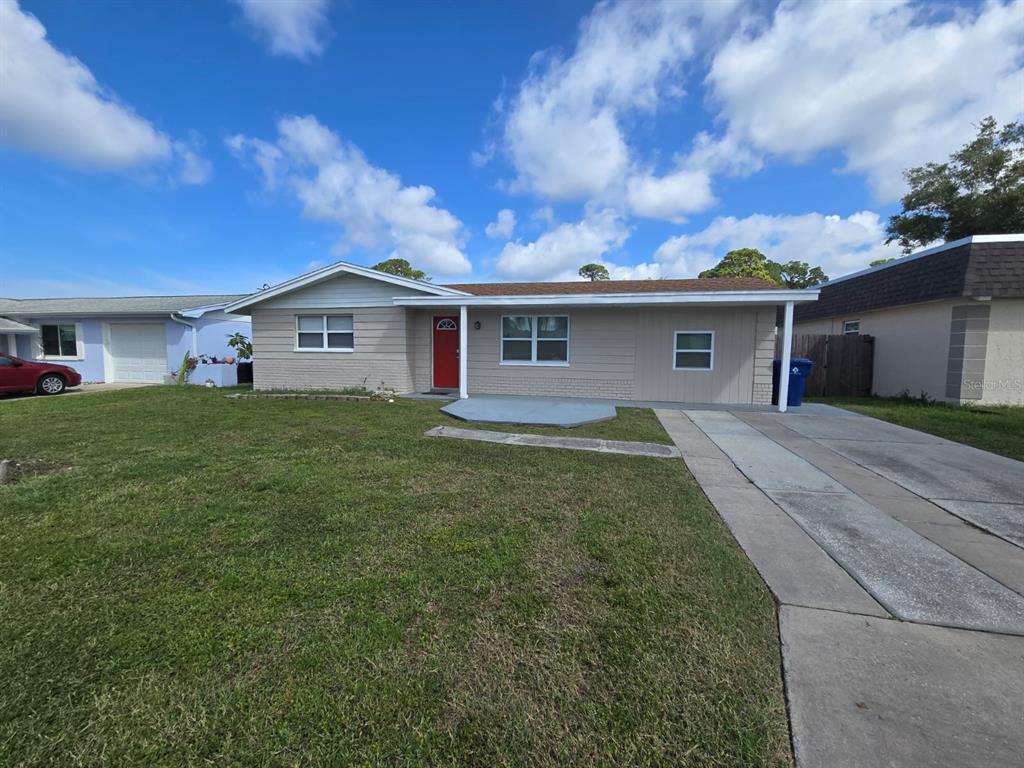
[
  {"x1": 425, "y1": 425, "x2": 680, "y2": 458},
  {"x1": 0, "y1": 382, "x2": 152, "y2": 402},
  {"x1": 657, "y1": 407, "x2": 1024, "y2": 767}
]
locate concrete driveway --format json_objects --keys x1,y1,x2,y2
[
  {"x1": 0, "y1": 382, "x2": 152, "y2": 402},
  {"x1": 657, "y1": 406, "x2": 1024, "y2": 767}
]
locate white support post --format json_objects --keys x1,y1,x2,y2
[
  {"x1": 778, "y1": 301, "x2": 794, "y2": 413},
  {"x1": 458, "y1": 304, "x2": 468, "y2": 399},
  {"x1": 6, "y1": 334, "x2": 16, "y2": 356}
]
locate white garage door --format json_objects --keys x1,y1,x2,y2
[{"x1": 108, "y1": 324, "x2": 167, "y2": 383}]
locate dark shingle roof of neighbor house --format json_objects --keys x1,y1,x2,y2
[
  {"x1": 444, "y1": 277, "x2": 779, "y2": 295},
  {"x1": 795, "y1": 236, "x2": 1024, "y2": 322},
  {"x1": 0, "y1": 294, "x2": 247, "y2": 316}
]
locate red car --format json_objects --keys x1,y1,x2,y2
[{"x1": 0, "y1": 353, "x2": 82, "y2": 395}]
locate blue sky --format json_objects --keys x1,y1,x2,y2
[{"x1": 1, "y1": 0, "x2": 1021, "y2": 297}]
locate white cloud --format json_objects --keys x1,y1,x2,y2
[
  {"x1": 626, "y1": 167, "x2": 715, "y2": 221},
  {"x1": 706, "y1": 0, "x2": 1024, "y2": 200},
  {"x1": 495, "y1": 208, "x2": 629, "y2": 280},
  {"x1": 497, "y1": 0, "x2": 739, "y2": 211},
  {"x1": 228, "y1": 114, "x2": 471, "y2": 276},
  {"x1": 0, "y1": 0, "x2": 207, "y2": 181},
  {"x1": 485, "y1": 208, "x2": 517, "y2": 239},
  {"x1": 649, "y1": 211, "x2": 902, "y2": 280},
  {"x1": 232, "y1": 0, "x2": 331, "y2": 60}
]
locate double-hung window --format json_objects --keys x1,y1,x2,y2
[
  {"x1": 842, "y1": 320, "x2": 860, "y2": 335},
  {"x1": 501, "y1": 315, "x2": 569, "y2": 364},
  {"x1": 40, "y1": 324, "x2": 79, "y2": 358},
  {"x1": 296, "y1": 315, "x2": 354, "y2": 351},
  {"x1": 673, "y1": 331, "x2": 714, "y2": 371}
]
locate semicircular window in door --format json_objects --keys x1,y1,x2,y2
[{"x1": 436, "y1": 318, "x2": 457, "y2": 330}]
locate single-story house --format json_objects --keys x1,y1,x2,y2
[
  {"x1": 793, "y1": 234, "x2": 1024, "y2": 405},
  {"x1": 0, "y1": 295, "x2": 250, "y2": 384},
  {"x1": 223, "y1": 262, "x2": 819, "y2": 409}
]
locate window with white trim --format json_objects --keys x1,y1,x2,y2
[
  {"x1": 501, "y1": 315, "x2": 569, "y2": 364},
  {"x1": 296, "y1": 315, "x2": 354, "y2": 351},
  {"x1": 40, "y1": 324, "x2": 79, "y2": 358},
  {"x1": 673, "y1": 331, "x2": 714, "y2": 370},
  {"x1": 842, "y1": 320, "x2": 860, "y2": 335}
]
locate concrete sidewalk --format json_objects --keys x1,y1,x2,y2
[{"x1": 657, "y1": 407, "x2": 1024, "y2": 767}]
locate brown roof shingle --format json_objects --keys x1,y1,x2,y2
[{"x1": 443, "y1": 277, "x2": 778, "y2": 295}]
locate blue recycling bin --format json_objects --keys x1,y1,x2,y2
[{"x1": 772, "y1": 357, "x2": 814, "y2": 407}]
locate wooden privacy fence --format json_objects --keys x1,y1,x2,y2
[{"x1": 778, "y1": 334, "x2": 875, "y2": 397}]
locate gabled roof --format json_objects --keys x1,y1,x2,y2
[
  {"x1": 445, "y1": 277, "x2": 778, "y2": 295},
  {"x1": 795, "y1": 234, "x2": 1024, "y2": 322},
  {"x1": 0, "y1": 294, "x2": 247, "y2": 317},
  {"x1": 223, "y1": 260, "x2": 472, "y2": 313}
]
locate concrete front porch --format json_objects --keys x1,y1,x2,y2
[{"x1": 438, "y1": 393, "x2": 841, "y2": 427}]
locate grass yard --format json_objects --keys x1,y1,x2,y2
[
  {"x1": 0, "y1": 388, "x2": 790, "y2": 767},
  {"x1": 818, "y1": 396, "x2": 1024, "y2": 462}
]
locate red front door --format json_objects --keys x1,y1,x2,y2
[{"x1": 432, "y1": 316, "x2": 459, "y2": 389}]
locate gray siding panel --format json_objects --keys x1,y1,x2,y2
[
  {"x1": 252, "y1": 306, "x2": 413, "y2": 391},
  {"x1": 255, "y1": 274, "x2": 430, "y2": 309}
]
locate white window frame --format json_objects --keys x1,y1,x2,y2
[
  {"x1": 294, "y1": 314, "x2": 354, "y2": 353},
  {"x1": 842, "y1": 320, "x2": 861, "y2": 335},
  {"x1": 672, "y1": 330, "x2": 714, "y2": 372},
  {"x1": 500, "y1": 315, "x2": 570, "y2": 366},
  {"x1": 38, "y1": 322, "x2": 84, "y2": 360}
]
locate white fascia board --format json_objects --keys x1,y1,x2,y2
[
  {"x1": 824, "y1": 233, "x2": 1024, "y2": 287},
  {"x1": 222, "y1": 260, "x2": 472, "y2": 313},
  {"x1": 393, "y1": 290, "x2": 819, "y2": 308}
]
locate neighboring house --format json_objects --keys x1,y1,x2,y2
[
  {"x1": 223, "y1": 262, "x2": 818, "y2": 407},
  {"x1": 794, "y1": 234, "x2": 1024, "y2": 405},
  {"x1": 0, "y1": 295, "x2": 250, "y2": 384}
]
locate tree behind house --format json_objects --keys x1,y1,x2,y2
[
  {"x1": 886, "y1": 116, "x2": 1024, "y2": 253},
  {"x1": 372, "y1": 258, "x2": 429, "y2": 281},
  {"x1": 578, "y1": 263, "x2": 610, "y2": 281},
  {"x1": 698, "y1": 248, "x2": 828, "y2": 288}
]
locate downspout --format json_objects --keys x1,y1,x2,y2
[{"x1": 169, "y1": 313, "x2": 198, "y2": 357}]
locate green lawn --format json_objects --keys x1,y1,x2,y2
[
  {"x1": 816, "y1": 397, "x2": 1024, "y2": 461},
  {"x1": 0, "y1": 387, "x2": 789, "y2": 767}
]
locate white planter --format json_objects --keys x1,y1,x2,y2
[{"x1": 189, "y1": 363, "x2": 238, "y2": 387}]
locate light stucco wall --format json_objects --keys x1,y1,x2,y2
[
  {"x1": 793, "y1": 298, "x2": 1023, "y2": 404},
  {"x1": 982, "y1": 299, "x2": 1024, "y2": 405},
  {"x1": 11, "y1": 314, "x2": 250, "y2": 382}
]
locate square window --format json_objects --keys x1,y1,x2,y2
[
  {"x1": 502, "y1": 340, "x2": 532, "y2": 360},
  {"x1": 327, "y1": 332, "x2": 353, "y2": 349},
  {"x1": 41, "y1": 324, "x2": 77, "y2": 357},
  {"x1": 843, "y1": 320, "x2": 860, "y2": 335},
  {"x1": 298, "y1": 332, "x2": 324, "y2": 348},
  {"x1": 536, "y1": 340, "x2": 567, "y2": 361},
  {"x1": 673, "y1": 332, "x2": 713, "y2": 370},
  {"x1": 502, "y1": 316, "x2": 532, "y2": 338},
  {"x1": 297, "y1": 314, "x2": 353, "y2": 350},
  {"x1": 501, "y1": 315, "x2": 569, "y2": 363}
]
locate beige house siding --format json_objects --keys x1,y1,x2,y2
[
  {"x1": 251, "y1": 306, "x2": 413, "y2": 391},
  {"x1": 982, "y1": 299, "x2": 1024, "y2": 405},
  {"x1": 253, "y1": 273, "x2": 429, "y2": 309},
  {"x1": 407, "y1": 306, "x2": 767, "y2": 403},
  {"x1": 251, "y1": 299, "x2": 778, "y2": 403},
  {"x1": 793, "y1": 297, "x2": 1024, "y2": 404}
]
